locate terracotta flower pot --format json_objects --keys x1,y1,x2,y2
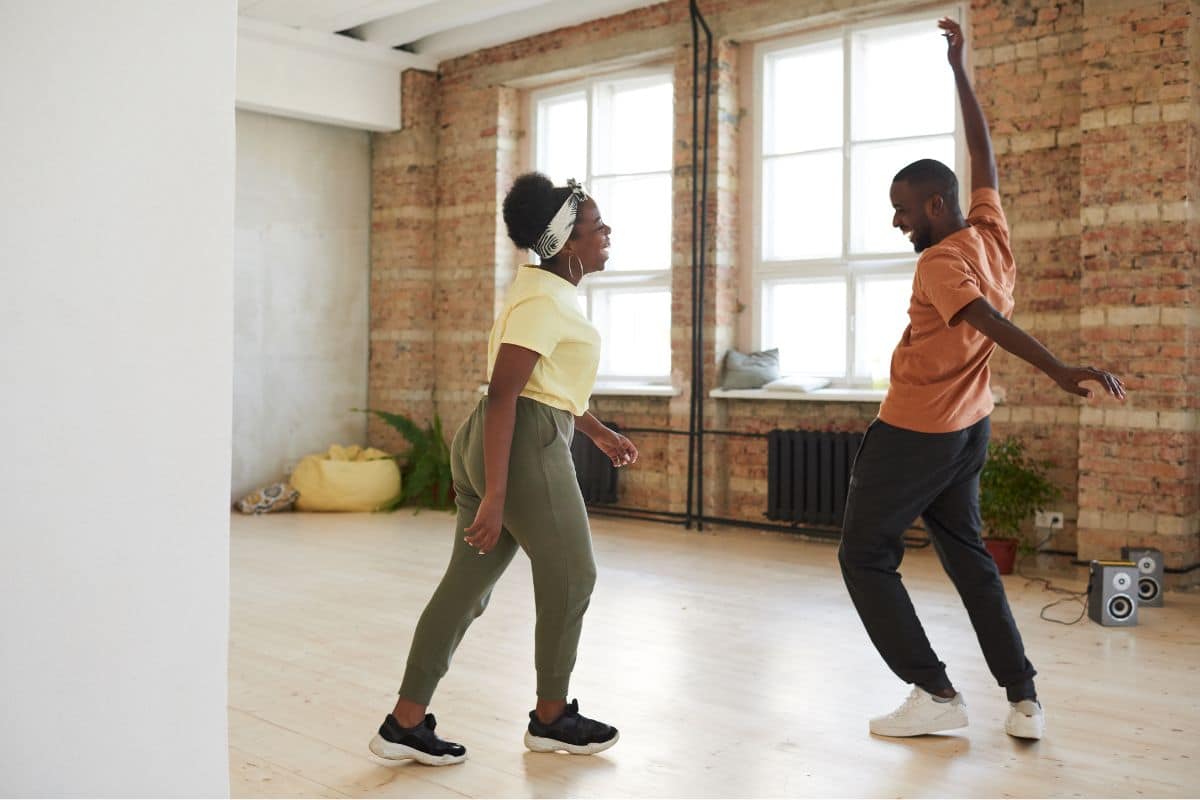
[{"x1": 984, "y1": 538, "x2": 1018, "y2": 575}]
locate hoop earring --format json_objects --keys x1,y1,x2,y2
[{"x1": 567, "y1": 253, "x2": 583, "y2": 282}]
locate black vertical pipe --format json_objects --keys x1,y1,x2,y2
[
  {"x1": 686, "y1": 3, "x2": 700, "y2": 529},
  {"x1": 697, "y1": 7, "x2": 711, "y2": 531},
  {"x1": 689, "y1": 0, "x2": 712, "y2": 531}
]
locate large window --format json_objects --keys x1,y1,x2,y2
[
  {"x1": 532, "y1": 70, "x2": 673, "y2": 382},
  {"x1": 755, "y1": 13, "x2": 961, "y2": 385}
]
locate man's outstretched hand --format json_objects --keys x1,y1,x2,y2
[
  {"x1": 939, "y1": 17, "x2": 965, "y2": 71},
  {"x1": 1050, "y1": 365, "x2": 1127, "y2": 400}
]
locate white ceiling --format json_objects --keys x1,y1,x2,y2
[{"x1": 238, "y1": 0, "x2": 665, "y2": 64}]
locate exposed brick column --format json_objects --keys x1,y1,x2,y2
[
  {"x1": 1076, "y1": 0, "x2": 1199, "y2": 585},
  {"x1": 971, "y1": 0, "x2": 1088, "y2": 553},
  {"x1": 368, "y1": 69, "x2": 439, "y2": 453},
  {"x1": 671, "y1": 38, "x2": 741, "y2": 519},
  {"x1": 433, "y1": 73, "x2": 511, "y2": 429}
]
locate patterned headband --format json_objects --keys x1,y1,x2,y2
[{"x1": 532, "y1": 178, "x2": 589, "y2": 260}]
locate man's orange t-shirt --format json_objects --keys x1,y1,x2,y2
[{"x1": 878, "y1": 188, "x2": 1015, "y2": 434}]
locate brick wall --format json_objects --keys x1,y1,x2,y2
[
  {"x1": 1074, "y1": 0, "x2": 1200, "y2": 579},
  {"x1": 369, "y1": 0, "x2": 1199, "y2": 585},
  {"x1": 369, "y1": 69, "x2": 438, "y2": 455},
  {"x1": 971, "y1": 0, "x2": 1085, "y2": 557}
]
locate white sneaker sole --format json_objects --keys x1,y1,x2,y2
[
  {"x1": 368, "y1": 733, "x2": 467, "y2": 766},
  {"x1": 524, "y1": 729, "x2": 620, "y2": 755},
  {"x1": 870, "y1": 706, "x2": 969, "y2": 737},
  {"x1": 1005, "y1": 715, "x2": 1044, "y2": 740}
]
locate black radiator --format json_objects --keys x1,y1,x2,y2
[
  {"x1": 766, "y1": 430, "x2": 864, "y2": 525},
  {"x1": 571, "y1": 423, "x2": 619, "y2": 504}
]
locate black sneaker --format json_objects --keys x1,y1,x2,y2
[
  {"x1": 524, "y1": 699, "x2": 619, "y2": 755},
  {"x1": 368, "y1": 713, "x2": 467, "y2": 766}
]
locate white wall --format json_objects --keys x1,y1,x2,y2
[
  {"x1": 233, "y1": 111, "x2": 371, "y2": 500},
  {"x1": 0, "y1": 2, "x2": 234, "y2": 796}
]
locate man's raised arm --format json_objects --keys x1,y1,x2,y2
[{"x1": 940, "y1": 17, "x2": 997, "y2": 192}]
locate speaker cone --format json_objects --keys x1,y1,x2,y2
[
  {"x1": 1108, "y1": 594, "x2": 1134, "y2": 620},
  {"x1": 1138, "y1": 577, "x2": 1160, "y2": 602}
]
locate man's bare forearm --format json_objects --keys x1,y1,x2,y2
[
  {"x1": 959, "y1": 297, "x2": 1127, "y2": 400},
  {"x1": 980, "y1": 311, "x2": 1062, "y2": 376},
  {"x1": 953, "y1": 65, "x2": 997, "y2": 191}
]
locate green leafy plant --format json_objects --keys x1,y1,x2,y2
[
  {"x1": 980, "y1": 435, "x2": 1062, "y2": 553},
  {"x1": 355, "y1": 408, "x2": 454, "y2": 512}
]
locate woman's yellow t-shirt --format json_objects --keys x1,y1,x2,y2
[{"x1": 487, "y1": 265, "x2": 601, "y2": 416}]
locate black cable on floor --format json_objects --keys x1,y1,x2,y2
[
  {"x1": 1016, "y1": 552, "x2": 1089, "y2": 625},
  {"x1": 1038, "y1": 593, "x2": 1088, "y2": 625}
]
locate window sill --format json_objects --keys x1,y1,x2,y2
[
  {"x1": 478, "y1": 383, "x2": 679, "y2": 398},
  {"x1": 592, "y1": 382, "x2": 679, "y2": 397},
  {"x1": 709, "y1": 387, "x2": 886, "y2": 403}
]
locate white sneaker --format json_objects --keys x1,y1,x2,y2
[
  {"x1": 1005, "y1": 699, "x2": 1045, "y2": 740},
  {"x1": 869, "y1": 686, "x2": 969, "y2": 737}
]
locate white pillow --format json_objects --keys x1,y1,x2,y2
[
  {"x1": 721, "y1": 348, "x2": 780, "y2": 389},
  {"x1": 762, "y1": 375, "x2": 831, "y2": 392}
]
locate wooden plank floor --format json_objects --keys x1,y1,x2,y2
[{"x1": 229, "y1": 512, "x2": 1200, "y2": 798}]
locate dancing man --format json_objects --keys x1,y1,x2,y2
[{"x1": 839, "y1": 17, "x2": 1125, "y2": 741}]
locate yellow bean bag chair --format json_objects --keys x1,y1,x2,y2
[{"x1": 291, "y1": 444, "x2": 401, "y2": 512}]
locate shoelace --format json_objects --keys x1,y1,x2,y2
[{"x1": 884, "y1": 689, "x2": 930, "y2": 719}]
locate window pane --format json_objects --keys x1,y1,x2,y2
[
  {"x1": 537, "y1": 94, "x2": 587, "y2": 184},
  {"x1": 852, "y1": 19, "x2": 956, "y2": 141},
  {"x1": 849, "y1": 135, "x2": 955, "y2": 254},
  {"x1": 765, "y1": 42, "x2": 843, "y2": 154},
  {"x1": 590, "y1": 174, "x2": 670, "y2": 271},
  {"x1": 596, "y1": 289, "x2": 671, "y2": 377},
  {"x1": 594, "y1": 79, "x2": 673, "y2": 174},
  {"x1": 855, "y1": 275, "x2": 913, "y2": 383},
  {"x1": 763, "y1": 281, "x2": 847, "y2": 376},
  {"x1": 763, "y1": 151, "x2": 842, "y2": 260}
]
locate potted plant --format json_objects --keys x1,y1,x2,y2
[
  {"x1": 979, "y1": 435, "x2": 1062, "y2": 574},
  {"x1": 355, "y1": 408, "x2": 455, "y2": 512}
]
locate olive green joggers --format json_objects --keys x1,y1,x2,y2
[{"x1": 399, "y1": 396, "x2": 597, "y2": 703}]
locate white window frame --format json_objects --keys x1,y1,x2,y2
[
  {"x1": 752, "y1": 6, "x2": 965, "y2": 387},
  {"x1": 529, "y1": 66, "x2": 674, "y2": 384}
]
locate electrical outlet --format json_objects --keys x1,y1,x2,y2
[{"x1": 1035, "y1": 510, "x2": 1064, "y2": 529}]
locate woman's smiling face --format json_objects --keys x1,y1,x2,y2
[{"x1": 566, "y1": 198, "x2": 612, "y2": 274}]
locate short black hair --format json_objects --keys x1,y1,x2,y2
[
  {"x1": 502, "y1": 172, "x2": 576, "y2": 251},
  {"x1": 892, "y1": 158, "x2": 959, "y2": 208}
]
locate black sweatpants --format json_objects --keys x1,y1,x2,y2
[{"x1": 838, "y1": 416, "x2": 1037, "y2": 702}]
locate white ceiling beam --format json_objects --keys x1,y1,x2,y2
[
  {"x1": 410, "y1": 0, "x2": 665, "y2": 61},
  {"x1": 322, "y1": 0, "x2": 442, "y2": 34},
  {"x1": 238, "y1": 17, "x2": 435, "y2": 70},
  {"x1": 236, "y1": 18, "x2": 436, "y2": 132},
  {"x1": 351, "y1": 0, "x2": 553, "y2": 48},
  {"x1": 237, "y1": 0, "x2": 439, "y2": 33}
]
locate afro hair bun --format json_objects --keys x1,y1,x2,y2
[{"x1": 503, "y1": 172, "x2": 571, "y2": 251}]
